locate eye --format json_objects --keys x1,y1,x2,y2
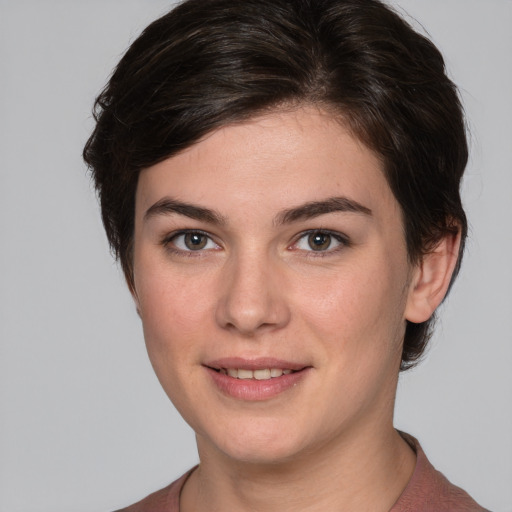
[
  {"x1": 293, "y1": 230, "x2": 348, "y2": 253},
  {"x1": 167, "y1": 231, "x2": 220, "y2": 252}
]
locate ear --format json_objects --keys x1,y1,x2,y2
[
  {"x1": 405, "y1": 230, "x2": 461, "y2": 324},
  {"x1": 132, "y1": 294, "x2": 142, "y2": 318},
  {"x1": 125, "y1": 273, "x2": 142, "y2": 318}
]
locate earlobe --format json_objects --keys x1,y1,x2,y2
[
  {"x1": 132, "y1": 295, "x2": 142, "y2": 318},
  {"x1": 132, "y1": 293, "x2": 142, "y2": 318},
  {"x1": 127, "y1": 277, "x2": 142, "y2": 318},
  {"x1": 405, "y1": 231, "x2": 461, "y2": 324}
]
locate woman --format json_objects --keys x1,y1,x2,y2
[{"x1": 84, "y1": 0, "x2": 489, "y2": 510}]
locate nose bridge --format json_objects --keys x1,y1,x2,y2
[{"x1": 215, "y1": 246, "x2": 290, "y2": 335}]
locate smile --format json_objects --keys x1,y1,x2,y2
[
  {"x1": 218, "y1": 368, "x2": 294, "y2": 380},
  {"x1": 205, "y1": 359, "x2": 311, "y2": 401}
]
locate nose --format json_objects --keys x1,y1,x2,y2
[{"x1": 215, "y1": 251, "x2": 291, "y2": 336}]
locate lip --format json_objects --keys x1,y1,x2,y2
[
  {"x1": 205, "y1": 357, "x2": 307, "y2": 371},
  {"x1": 204, "y1": 357, "x2": 311, "y2": 401}
]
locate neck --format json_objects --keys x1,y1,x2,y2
[{"x1": 181, "y1": 425, "x2": 416, "y2": 512}]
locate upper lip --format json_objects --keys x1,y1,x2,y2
[{"x1": 205, "y1": 357, "x2": 308, "y2": 371}]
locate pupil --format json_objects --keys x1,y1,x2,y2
[
  {"x1": 308, "y1": 232, "x2": 331, "y2": 251},
  {"x1": 185, "y1": 233, "x2": 207, "y2": 250}
]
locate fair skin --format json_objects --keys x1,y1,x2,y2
[{"x1": 131, "y1": 107, "x2": 459, "y2": 512}]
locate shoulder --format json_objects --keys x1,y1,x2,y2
[
  {"x1": 392, "y1": 433, "x2": 489, "y2": 512},
  {"x1": 112, "y1": 468, "x2": 195, "y2": 512}
]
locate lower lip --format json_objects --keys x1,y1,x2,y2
[{"x1": 206, "y1": 367, "x2": 310, "y2": 401}]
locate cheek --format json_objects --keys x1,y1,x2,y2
[
  {"x1": 134, "y1": 262, "x2": 213, "y2": 363},
  {"x1": 295, "y1": 257, "x2": 408, "y2": 359},
  {"x1": 134, "y1": 269, "x2": 215, "y2": 414}
]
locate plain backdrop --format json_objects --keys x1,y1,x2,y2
[{"x1": 1, "y1": 1, "x2": 511, "y2": 511}]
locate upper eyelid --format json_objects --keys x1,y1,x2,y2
[
  {"x1": 161, "y1": 229, "x2": 221, "y2": 249},
  {"x1": 289, "y1": 230, "x2": 350, "y2": 256},
  {"x1": 162, "y1": 228, "x2": 214, "y2": 241},
  {"x1": 292, "y1": 229, "x2": 349, "y2": 244}
]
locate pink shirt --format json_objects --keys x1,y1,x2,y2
[{"x1": 114, "y1": 436, "x2": 488, "y2": 512}]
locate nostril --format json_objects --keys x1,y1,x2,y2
[{"x1": 214, "y1": 265, "x2": 292, "y2": 335}]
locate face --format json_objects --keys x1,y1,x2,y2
[{"x1": 132, "y1": 107, "x2": 416, "y2": 465}]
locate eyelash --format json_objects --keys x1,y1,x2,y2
[
  {"x1": 161, "y1": 229, "x2": 221, "y2": 258},
  {"x1": 160, "y1": 229, "x2": 350, "y2": 258},
  {"x1": 291, "y1": 229, "x2": 350, "y2": 257}
]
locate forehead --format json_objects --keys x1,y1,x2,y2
[{"x1": 135, "y1": 107, "x2": 398, "y2": 225}]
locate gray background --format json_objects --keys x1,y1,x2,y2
[{"x1": 1, "y1": 1, "x2": 510, "y2": 511}]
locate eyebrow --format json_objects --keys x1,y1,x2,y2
[
  {"x1": 144, "y1": 195, "x2": 372, "y2": 226},
  {"x1": 144, "y1": 197, "x2": 227, "y2": 225},
  {"x1": 274, "y1": 196, "x2": 372, "y2": 225}
]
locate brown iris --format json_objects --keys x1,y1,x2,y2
[
  {"x1": 184, "y1": 232, "x2": 208, "y2": 250},
  {"x1": 308, "y1": 232, "x2": 332, "y2": 251}
]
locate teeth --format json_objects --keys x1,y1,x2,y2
[
  {"x1": 221, "y1": 368, "x2": 295, "y2": 380},
  {"x1": 254, "y1": 369, "x2": 271, "y2": 380},
  {"x1": 237, "y1": 369, "x2": 253, "y2": 379}
]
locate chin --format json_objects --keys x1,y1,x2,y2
[{"x1": 199, "y1": 417, "x2": 312, "y2": 465}]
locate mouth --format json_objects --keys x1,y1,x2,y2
[
  {"x1": 211, "y1": 367, "x2": 296, "y2": 380},
  {"x1": 204, "y1": 358, "x2": 311, "y2": 400}
]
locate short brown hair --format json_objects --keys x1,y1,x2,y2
[{"x1": 84, "y1": 0, "x2": 468, "y2": 370}]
